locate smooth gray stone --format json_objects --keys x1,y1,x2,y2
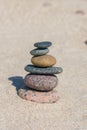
[
  {"x1": 34, "y1": 41, "x2": 52, "y2": 48},
  {"x1": 30, "y1": 48, "x2": 49, "y2": 56},
  {"x1": 24, "y1": 65, "x2": 63, "y2": 74}
]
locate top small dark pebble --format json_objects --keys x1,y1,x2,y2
[{"x1": 34, "y1": 41, "x2": 52, "y2": 48}]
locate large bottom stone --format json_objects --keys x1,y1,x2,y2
[
  {"x1": 24, "y1": 74, "x2": 58, "y2": 91},
  {"x1": 18, "y1": 88, "x2": 59, "y2": 103}
]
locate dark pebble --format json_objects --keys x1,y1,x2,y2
[
  {"x1": 85, "y1": 41, "x2": 87, "y2": 45},
  {"x1": 34, "y1": 41, "x2": 52, "y2": 48}
]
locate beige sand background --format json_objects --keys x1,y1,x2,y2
[{"x1": 0, "y1": 0, "x2": 87, "y2": 130}]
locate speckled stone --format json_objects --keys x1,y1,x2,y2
[
  {"x1": 25, "y1": 65, "x2": 63, "y2": 74},
  {"x1": 31, "y1": 55, "x2": 56, "y2": 67},
  {"x1": 34, "y1": 41, "x2": 52, "y2": 48},
  {"x1": 18, "y1": 88, "x2": 59, "y2": 103},
  {"x1": 24, "y1": 74, "x2": 58, "y2": 91},
  {"x1": 30, "y1": 48, "x2": 49, "y2": 56}
]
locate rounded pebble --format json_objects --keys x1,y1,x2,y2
[
  {"x1": 31, "y1": 55, "x2": 56, "y2": 67},
  {"x1": 18, "y1": 88, "x2": 59, "y2": 103},
  {"x1": 24, "y1": 74, "x2": 58, "y2": 91},
  {"x1": 30, "y1": 48, "x2": 49, "y2": 56},
  {"x1": 34, "y1": 41, "x2": 52, "y2": 48},
  {"x1": 25, "y1": 65, "x2": 63, "y2": 74}
]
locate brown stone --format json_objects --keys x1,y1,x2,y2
[{"x1": 31, "y1": 55, "x2": 56, "y2": 67}]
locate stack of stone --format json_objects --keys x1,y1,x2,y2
[{"x1": 18, "y1": 42, "x2": 63, "y2": 103}]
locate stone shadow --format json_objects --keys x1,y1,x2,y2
[{"x1": 8, "y1": 76, "x2": 26, "y2": 91}]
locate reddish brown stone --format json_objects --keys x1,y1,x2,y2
[{"x1": 24, "y1": 74, "x2": 58, "y2": 91}]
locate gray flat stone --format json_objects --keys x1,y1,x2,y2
[
  {"x1": 30, "y1": 48, "x2": 49, "y2": 56},
  {"x1": 34, "y1": 41, "x2": 52, "y2": 48},
  {"x1": 24, "y1": 65, "x2": 63, "y2": 74}
]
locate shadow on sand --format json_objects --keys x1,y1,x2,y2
[{"x1": 8, "y1": 76, "x2": 26, "y2": 91}]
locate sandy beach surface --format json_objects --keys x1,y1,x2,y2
[{"x1": 0, "y1": 0, "x2": 87, "y2": 130}]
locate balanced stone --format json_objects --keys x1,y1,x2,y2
[
  {"x1": 25, "y1": 65, "x2": 63, "y2": 74},
  {"x1": 31, "y1": 55, "x2": 56, "y2": 67},
  {"x1": 30, "y1": 48, "x2": 49, "y2": 56},
  {"x1": 24, "y1": 74, "x2": 58, "y2": 91},
  {"x1": 34, "y1": 41, "x2": 52, "y2": 48},
  {"x1": 18, "y1": 88, "x2": 59, "y2": 103}
]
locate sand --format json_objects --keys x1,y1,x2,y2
[{"x1": 0, "y1": 0, "x2": 87, "y2": 130}]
